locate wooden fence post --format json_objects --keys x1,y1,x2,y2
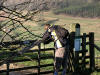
[
  {"x1": 69, "y1": 32, "x2": 75, "y2": 73},
  {"x1": 70, "y1": 23, "x2": 80, "y2": 73},
  {"x1": 89, "y1": 32, "x2": 95, "y2": 71},
  {"x1": 53, "y1": 42, "x2": 55, "y2": 74},
  {"x1": 38, "y1": 44, "x2": 41, "y2": 75},
  {"x1": 74, "y1": 23, "x2": 81, "y2": 73},
  {"x1": 82, "y1": 33, "x2": 86, "y2": 71},
  {"x1": 6, "y1": 60, "x2": 10, "y2": 75}
]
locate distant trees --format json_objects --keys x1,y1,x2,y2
[
  {"x1": 53, "y1": 0, "x2": 100, "y2": 18},
  {"x1": 92, "y1": 0, "x2": 100, "y2": 2}
]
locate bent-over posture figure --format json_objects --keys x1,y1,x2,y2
[{"x1": 41, "y1": 24, "x2": 69, "y2": 75}]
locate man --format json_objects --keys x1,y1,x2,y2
[{"x1": 41, "y1": 24, "x2": 69, "y2": 75}]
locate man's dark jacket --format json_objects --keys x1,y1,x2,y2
[{"x1": 42, "y1": 25, "x2": 69, "y2": 48}]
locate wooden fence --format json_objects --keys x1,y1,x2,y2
[
  {"x1": 0, "y1": 32, "x2": 96, "y2": 75},
  {"x1": 94, "y1": 42, "x2": 100, "y2": 70},
  {"x1": 0, "y1": 42, "x2": 55, "y2": 75}
]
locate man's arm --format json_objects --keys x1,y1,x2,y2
[{"x1": 42, "y1": 30, "x2": 53, "y2": 44}]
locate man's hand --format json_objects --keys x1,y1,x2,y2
[{"x1": 18, "y1": 40, "x2": 42, "y2": 55}]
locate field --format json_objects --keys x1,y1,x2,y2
[
  {"x1": 43, "y1": 11, "x2": 100, "y2": 40},
  {"x1": 23, "y1": 11, "x2": 100, "y2": 41},
  {"x1": 0, "y1": 11, "x2": 100, "y2": 75}
]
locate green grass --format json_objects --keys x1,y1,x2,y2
[{"x1": 92, "y1": 71, "x2": 100, "y2": 75}]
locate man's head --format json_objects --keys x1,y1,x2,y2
[{"x1": 44, "y1": 24, "x2": 50, "y2": 30}]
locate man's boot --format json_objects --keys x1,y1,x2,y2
[
  {"x1": 62, "y1": 69, "x2": 66, "y2": 75},
  {"x1": 54, "y1": 71, "x2": 58, "y2": 75}
]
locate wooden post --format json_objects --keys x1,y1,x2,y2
[
  {"x1": 69, "y1": 23, "x2": 75, "y2": 73},
  {"x1": 82, "y1": 33, "x2": 86, "y2": 71},
  {"x1": 38, "y1": 44, "x2": 41, "y2": 75},
  {"x1": 74, "y1": 23, "x2": 81, "y2": 51},
  {"x1": 74, "y1": 23, "x2": 81, "y2": 73},
  {"x1": 70, "y1": 23, "x2": 81, "y2": 73},
  {"x1": 53, "y1": 42, "x2": 55, "y2": 74},
  {"x1": 69, "y1": 32, "x2": 75, "y2": 73},
  {"x1": 6, "y1": 60, "x2": 10, "y2": 75},
  {"x1": 89, "y1": 32, "x2": 95, "y2": 71},
  {"x1": 74, "y1": 52, "x2": 79, "y2": 73}
]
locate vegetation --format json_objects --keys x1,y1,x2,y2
[{"x1": 53, "y1": 1, "x2": 100, "y2": 17}]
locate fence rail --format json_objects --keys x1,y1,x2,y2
[
  {"x1": 94, "y1": 44, "x2": 100, "y2": 52},
  {"x1": 0, "y1": 44, "x2": 55, "y2": 75}
]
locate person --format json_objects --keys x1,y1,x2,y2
[{"x1": 40, "y1": 24, "x2": 69, "y2": 75}]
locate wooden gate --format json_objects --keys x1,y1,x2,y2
[{"x1": 68, "y1": 32, "x2": 95, "y2": 74}]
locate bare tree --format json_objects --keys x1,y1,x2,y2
[{"x1": 0, "y1": 0, "x2": 50, "y2": 43}]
